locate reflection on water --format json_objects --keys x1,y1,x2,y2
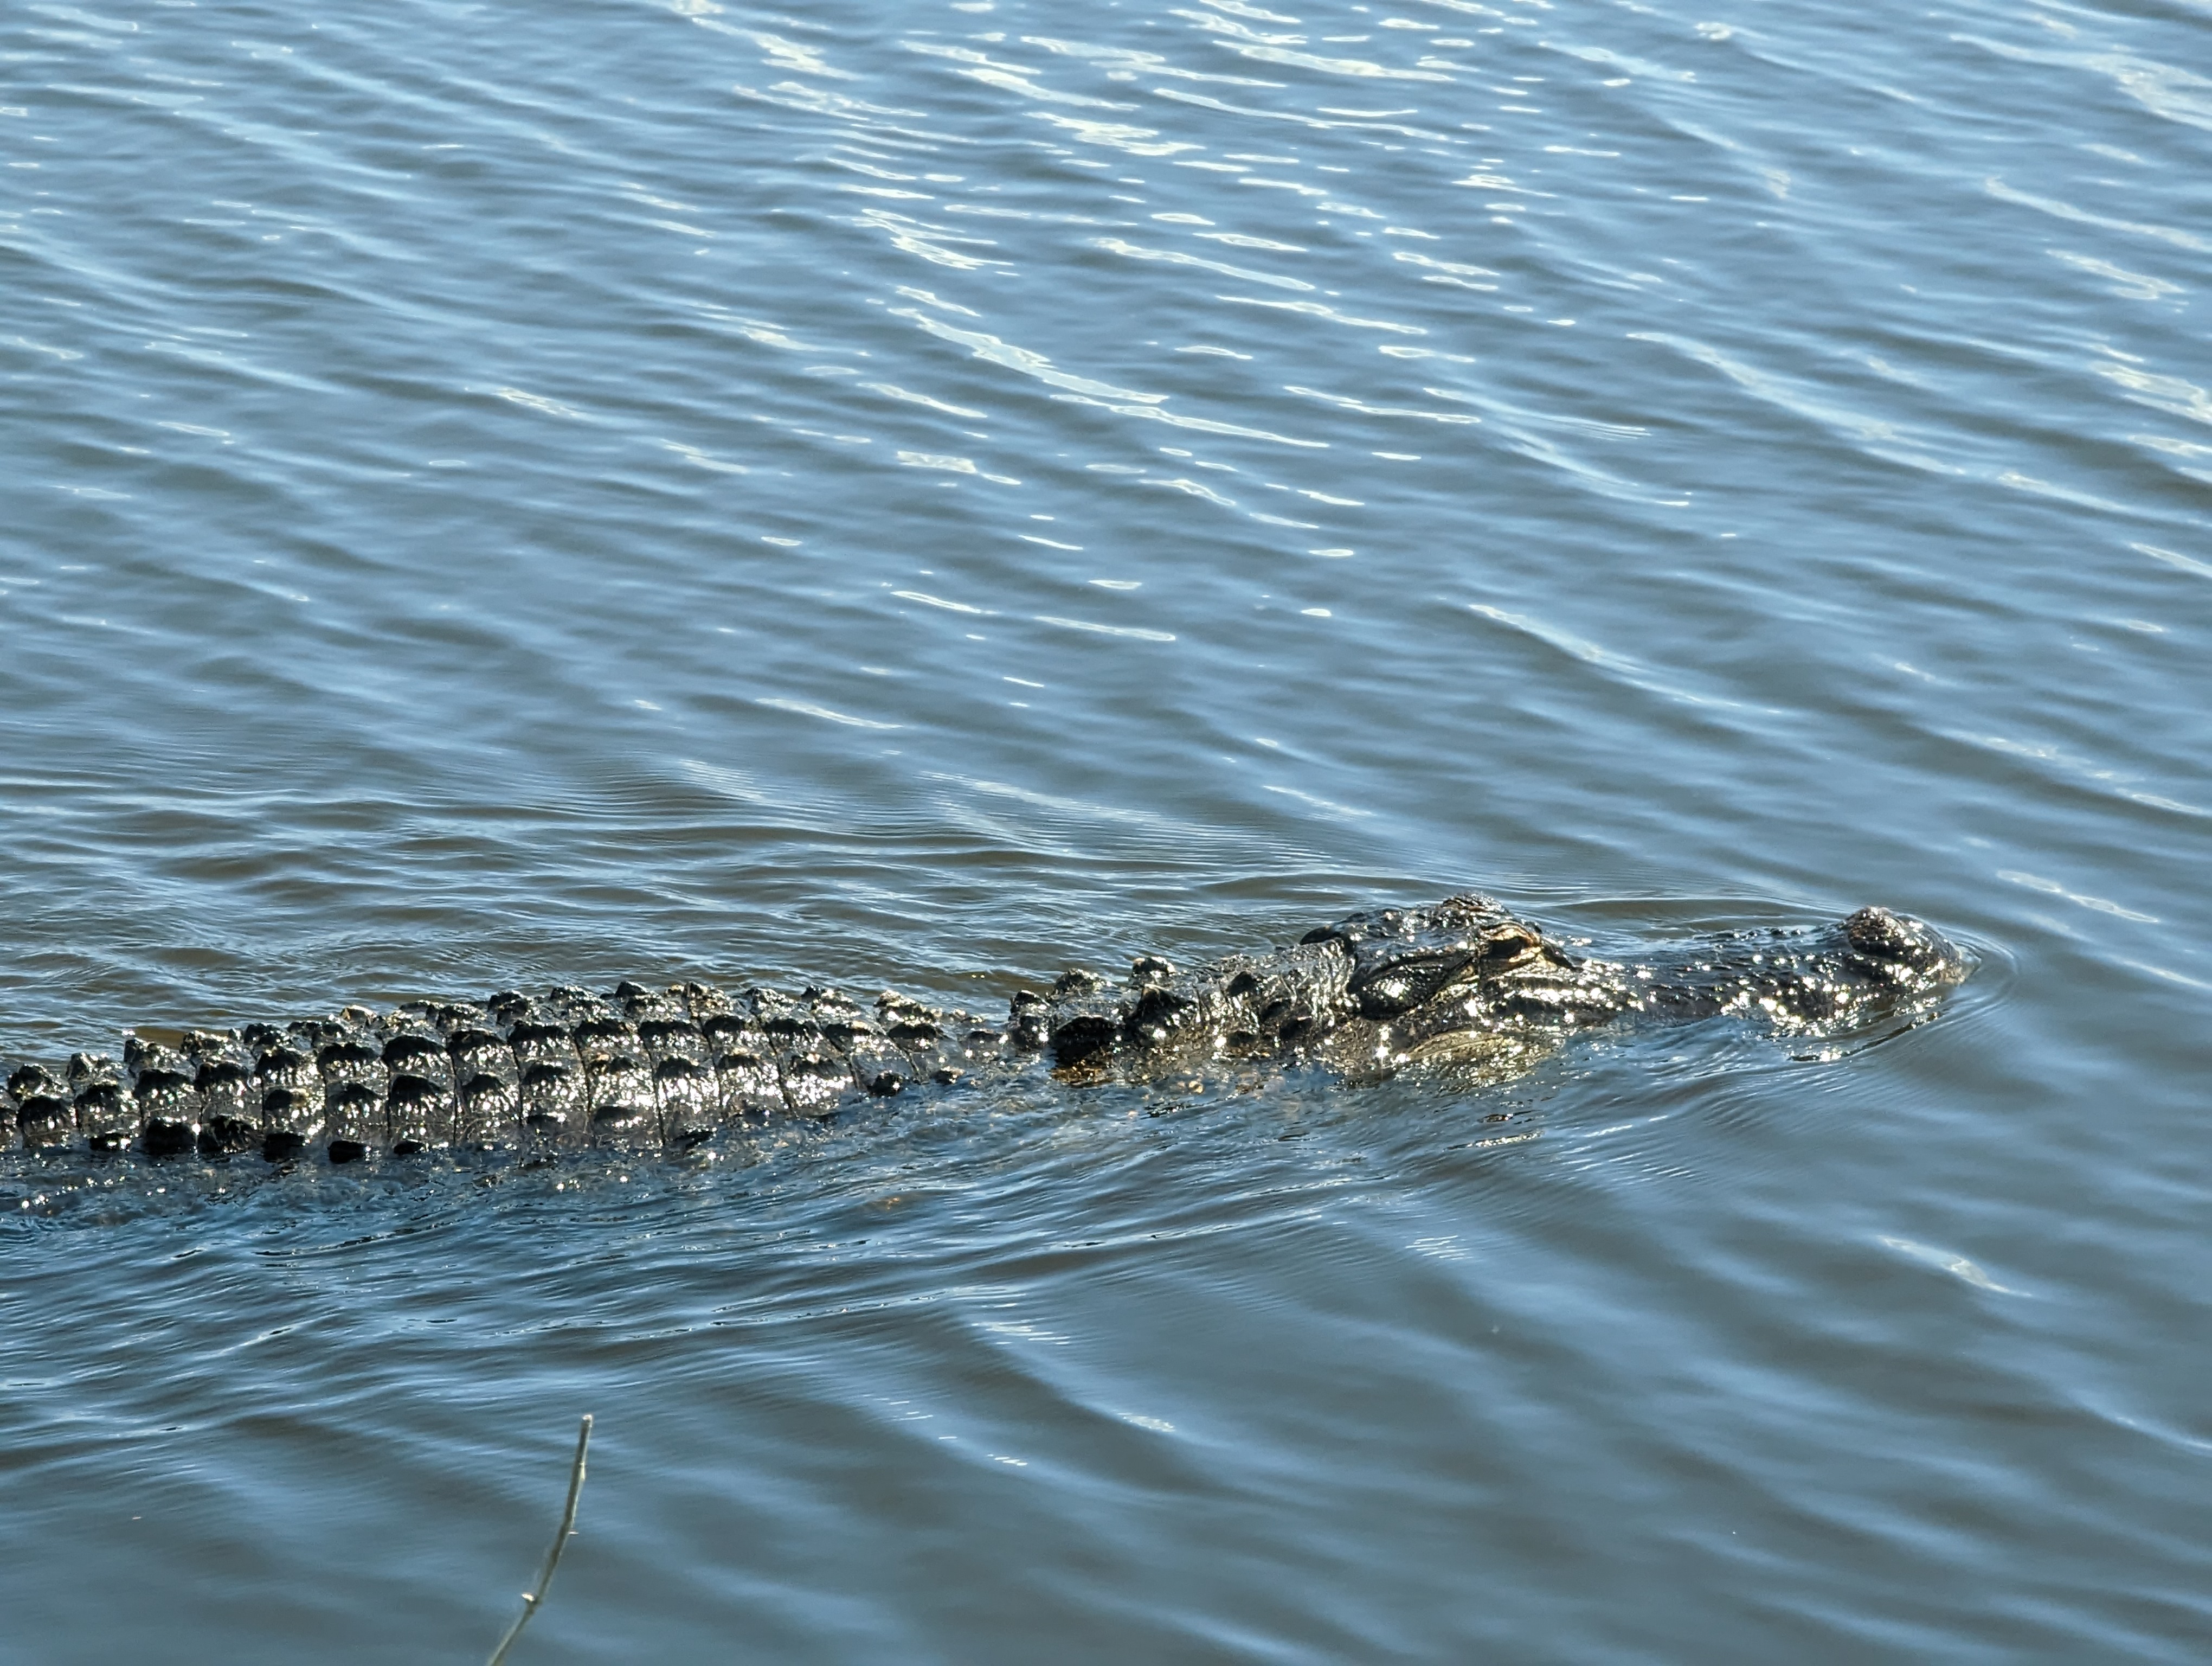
[{"x1": 3, "y1": 0, "x2": 2209, "y2": 1658}]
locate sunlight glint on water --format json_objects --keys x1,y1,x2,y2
[{"x1": 2, "y1": 0, "x2": 2208, "y2": 1658}]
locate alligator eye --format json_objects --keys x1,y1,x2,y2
[{"x1": 1479, "y1": 925, "x2": 1541, "y2": 963}]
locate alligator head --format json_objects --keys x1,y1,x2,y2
[
  {"x1": 1025, "y1": 893, "x2": 1968, "y2": 1084},
  {"x1": 1032, "y1": 893, "x2": 1632, "y2": 1078}
]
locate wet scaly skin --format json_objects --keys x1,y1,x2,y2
[{"x1": 0, "y1": 895, "x2": 1966, "y2": 1166}]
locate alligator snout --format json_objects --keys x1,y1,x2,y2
[{"x1": 1841, "y1": 906, "x2": 1967, "y2": 988}]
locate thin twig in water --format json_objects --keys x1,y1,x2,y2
[{"x1": 485, "y1": 1414, "x2": 594, "y2": 1666}]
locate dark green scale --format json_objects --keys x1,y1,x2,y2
[
  {"x1": 65, "y1": 1053, "x2": 132, "y2": 1152},
  {"x1": 620, "y1": 982, "x2": 718, "y2": 1148},
  {"x1": 184, "y1": 1030, "x2": 258, "y2": 1155},
  {"x1": 549, "y1": 989, "x2": 658, "y2": 1148},
  {"x1": 10, "y1": 1061, "x2": 74, "y2": 1149},
  {"x1": 803, "y1": 988, "x2": 910, "y2": 1100},
  {"x1": 874, "y1": 991, "x2": 974, "y2": 1086},
  {"x1": 439, "y1": 1003, "x2": 518, "y2": 1150},
  {"x1": 314, "y1": 1013, "x2": 389, "y2": 1164},
  {"x1": 507, "y1": 997, "x2": 587, "y2": 1153},
  {"x1": 378, "y1": 1012, "x2": 454, "y2": 1156},
  {"x1": 125, "y1": 1035, "x2": 205, "y2": 1158},
  {"x1": 747, "y1": 986, "x2": 846, "y2": 1116},
  {"x1": 681, "y1": 983, "x2": 783, "y2": 1123}
]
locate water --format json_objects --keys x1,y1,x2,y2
[{"x1": 3, "y1": 0, "x2": 2208, "y2": 1656}]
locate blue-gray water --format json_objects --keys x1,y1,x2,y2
[{"x1": 3, "y1": 0, "x2": 2207, "y2": 1658}]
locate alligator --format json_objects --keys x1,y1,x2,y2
[{"x1": 0, "y1": 895, "x2": 1966, "y2": 1165}]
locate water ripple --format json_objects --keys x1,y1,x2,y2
[{"x1": 5, "y1": 0, "x2": 2211, "y2": 1656}]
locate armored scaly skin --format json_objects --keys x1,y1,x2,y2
[{"x1": 0, "y1": 895, "x2": 1966, "y2": 1164}]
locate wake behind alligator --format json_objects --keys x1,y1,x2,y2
[{"x1": 1, "y1": 895, "x2": 1966, "y2": 1168}]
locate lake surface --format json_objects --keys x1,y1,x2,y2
[{"x1": 3, "y1": 0, "x2": 2208, "y2": 1657}]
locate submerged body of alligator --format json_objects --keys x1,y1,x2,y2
[{"x1": 0, "y1": 895, "x2": 1966, "y2": 1164}]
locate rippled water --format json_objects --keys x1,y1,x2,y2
[{"x1": 4, "y1": 0, "x2": 2209, "y2": 1657}]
